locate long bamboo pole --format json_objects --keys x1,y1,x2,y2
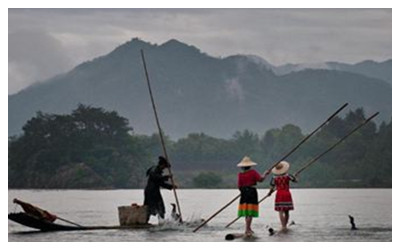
[
  {"x1": 192, "y1": 194, "x2": 240, "y2": 232},
  {"x1": 140, "y1": 49, "x2": 183, "y2": 222},
  {"x1": 225, "y1": 111, "x2": 379, "y2": 228},
  {"x1": 193, "y1": 103, "x2": 348, "y2": 232},
  {"x1": 56, "y1": 217, "x2": 83, "y2": 227},
  {"x1": 264, "y1": 102, "x2": 348, "y2": 173},
  {"x1": 224, "y1": 194, "x2": 270, "y2": 228},
  {"x1": 293, "y1": 112, "x2": 379, "y2": 176}
]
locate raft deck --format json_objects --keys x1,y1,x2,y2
[{"x1": 8, "y1": 212, "x2": 153, "y2": 232}]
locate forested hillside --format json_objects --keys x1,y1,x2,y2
[{"x1": 8, "y1": 105, "x2": 391, "y2": 189}]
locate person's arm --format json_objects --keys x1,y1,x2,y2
[
  {"x1": 255, "y1": 170, "x2": 265, "y2": 182},
  {"x1": 159, "y1": 174, "x2": 175, "y2": 190},
  {"x1": 266, "y1": 186, "x2": 275, "y2": 197},
  {"x1": 289, "y1": 173, "x2": 298, "y2": 183},
  {"x1": 150, "y1": 170, "x2": 174, "y2": 189},
  {"x1": 160, "y1": 181, "x2": 174, "y2": 190},
  {"x1": 261, "y1": 169, "x2": 272, "y2": 179},
  {"x1": 266, "y1": 176, "x2": 276, "y2": 197}
]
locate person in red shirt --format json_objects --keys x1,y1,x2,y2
[
  {"x1": 237, "y1": 156, "x2": 270, "y2": 236},
  {"x1": 266, "y1": 161, "x2": 297, "y2": 232}
]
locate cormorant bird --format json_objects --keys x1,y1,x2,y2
[
  {"x1": 170, "y1": 203, "x2": 180, "y2": 221},
  {"x1": 266, "y1": 225, "x2": 275, "y2": 236},
  {"x1": 348, "y1": 215, "x2": 358, "y2": 230},
  {"x1": 268, "y1": 228, "x2": 275, "y2": 236}
]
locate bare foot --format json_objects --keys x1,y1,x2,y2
[
  {"x1": 245, "y1": 231, "x2": 253, "y2": 237},
  {"x1": 279, "y1": 227, "x2": 288, "y2": 233}
]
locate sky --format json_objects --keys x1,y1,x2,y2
[{"x1": 7, "y1": 8, "x2": 392, "y2": 95}]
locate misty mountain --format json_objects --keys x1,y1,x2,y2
[
  {"x1": 269, "y1": 59, "x2": 392, "y2": 84},
  {"x1": 325, "y1": 60, "x2": 392, "y2": 84},
  {"x1": 8, "y1": 38, "x2": 392, "y2": 139},
  {"x1": 262, "y1": 61, "x2": 332, "y2": 76}
]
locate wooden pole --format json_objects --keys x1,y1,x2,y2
[
  {"x1": 193, "y1": 194, "x2": 241, "y2": 232},
  {"x1": 193, "y1": 103, "x2": 348, "y2": 232},
  {"x1": 56, "y1": 217, "x2": 83, "y2": 227},
  {"x1": 140, "y1": 49, "x2": 183, "y2": 222},
  {"x1": 225, "y1": 111, "x2": 379, "y2": 228},
  {"x1": 224, "y1": 195, "x2": 270, "y2": 228},
  {"x1": 224, "y1": 214, "x2": 240, "y2": 229},
  {"x1": 265, "y1": 102, "x2": 348, "y2": 173},
  {"x1": 294, "y1": 112, "x2": 379, "y2": 176}
]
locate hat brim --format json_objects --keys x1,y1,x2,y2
[
  {"x1": 237, "y1": 162, "x2": 257, "y2": 167},
  {"x1": 272, "y1": 162, "x2": 290, "y2": 175}
]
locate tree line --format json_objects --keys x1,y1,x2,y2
[{"x1": 8, "y1": 105, "x2": 391, "y2": 189}]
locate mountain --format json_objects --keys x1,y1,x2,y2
[
  {"x1": 8, "y1": 38, "x2": 392, "y2": 139},
  {"x1": 269, "y1": 59, "x2": 392, "y2": 84},
  {"x1": 270, "y1": 62, "x2": 330, "y2": 76},
  {"x1": 325, "y1": 60, "x2": 392, "y2": 84}
]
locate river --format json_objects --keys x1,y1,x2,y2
[{"x1": 8, "y1": 189, "x2": 392, "y2": 242}]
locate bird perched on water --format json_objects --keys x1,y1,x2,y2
[
  {"x1": 170, "y1": 203, "x2": 180, "y2": 221},
  {"x1": 348, "y1": 215, "x2": 357, "y2": 230},
  {"x1": 266, "y1": 225, "x2": 275, "y2": 236},
  {"x1": 268, "y1": 228, "x2": 275, "y2": 236}
]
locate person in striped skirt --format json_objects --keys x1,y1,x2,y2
[
  {"x1": 237, "y1": 156, "x2": 270, "y2": 236},
  {"x1": 267, "y1": 161, "x2": 297, "y2": 231}
]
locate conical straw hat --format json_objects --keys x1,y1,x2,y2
[{"x1": 237, "y1": 156, "x2": 257, "y2": 167}]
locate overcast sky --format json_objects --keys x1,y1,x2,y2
[{"x1": 8, "y1": 8, "x2": 392, "y2": 95}]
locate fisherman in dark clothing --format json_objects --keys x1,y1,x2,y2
[{"x1": 144, "y1": 156, "x2": 176, "y2": 224}]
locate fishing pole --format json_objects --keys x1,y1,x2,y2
[
  {"x1": 193, "y1": 103, "x2": 348, "y2": 232},
  {"x1": 140, "y1": 49, "x2": 183, "y2": 223},
  {"x1": 224, "y1": 111, "x2": 379, "y2": 228}
]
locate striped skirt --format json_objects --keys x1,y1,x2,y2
[
  {"x1": 275, "y1": 189, "x2": 294, "y2": 211},
  {"x1": 238, "y1": 187, "x2": 259, "y2": 217}
]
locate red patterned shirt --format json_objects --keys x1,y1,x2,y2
[
  {"x1": 238, "y1": 169, "x2": 262, "y2": 188},
  {"x1": 270, "y1": 174, "x2": 296, "y2": 190}
]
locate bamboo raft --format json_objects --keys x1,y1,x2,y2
[
  {"x1": 8, "y1": 212, "x2": 154, "y2": 232},
  {"x1": 8, "y1": 212, "x2": 153, "y2": 232},
  {"x1": 8, "y1": 198, "x2": 153, "y2": 232}
]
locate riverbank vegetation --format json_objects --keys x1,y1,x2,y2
[{"x1": 9, "y1": 105, "x2": 391, "y2": 189}]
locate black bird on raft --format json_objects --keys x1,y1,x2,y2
[
  {"x1": 348, "y1": 215, "x2": 358, "y2": 230},
  {"x1": 170, "y1": 203, "x2": 180, "y2": 221}
]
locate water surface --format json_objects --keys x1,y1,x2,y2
[{"x1": 8, "y1": 189, "x2": 392, "y2": 242}]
